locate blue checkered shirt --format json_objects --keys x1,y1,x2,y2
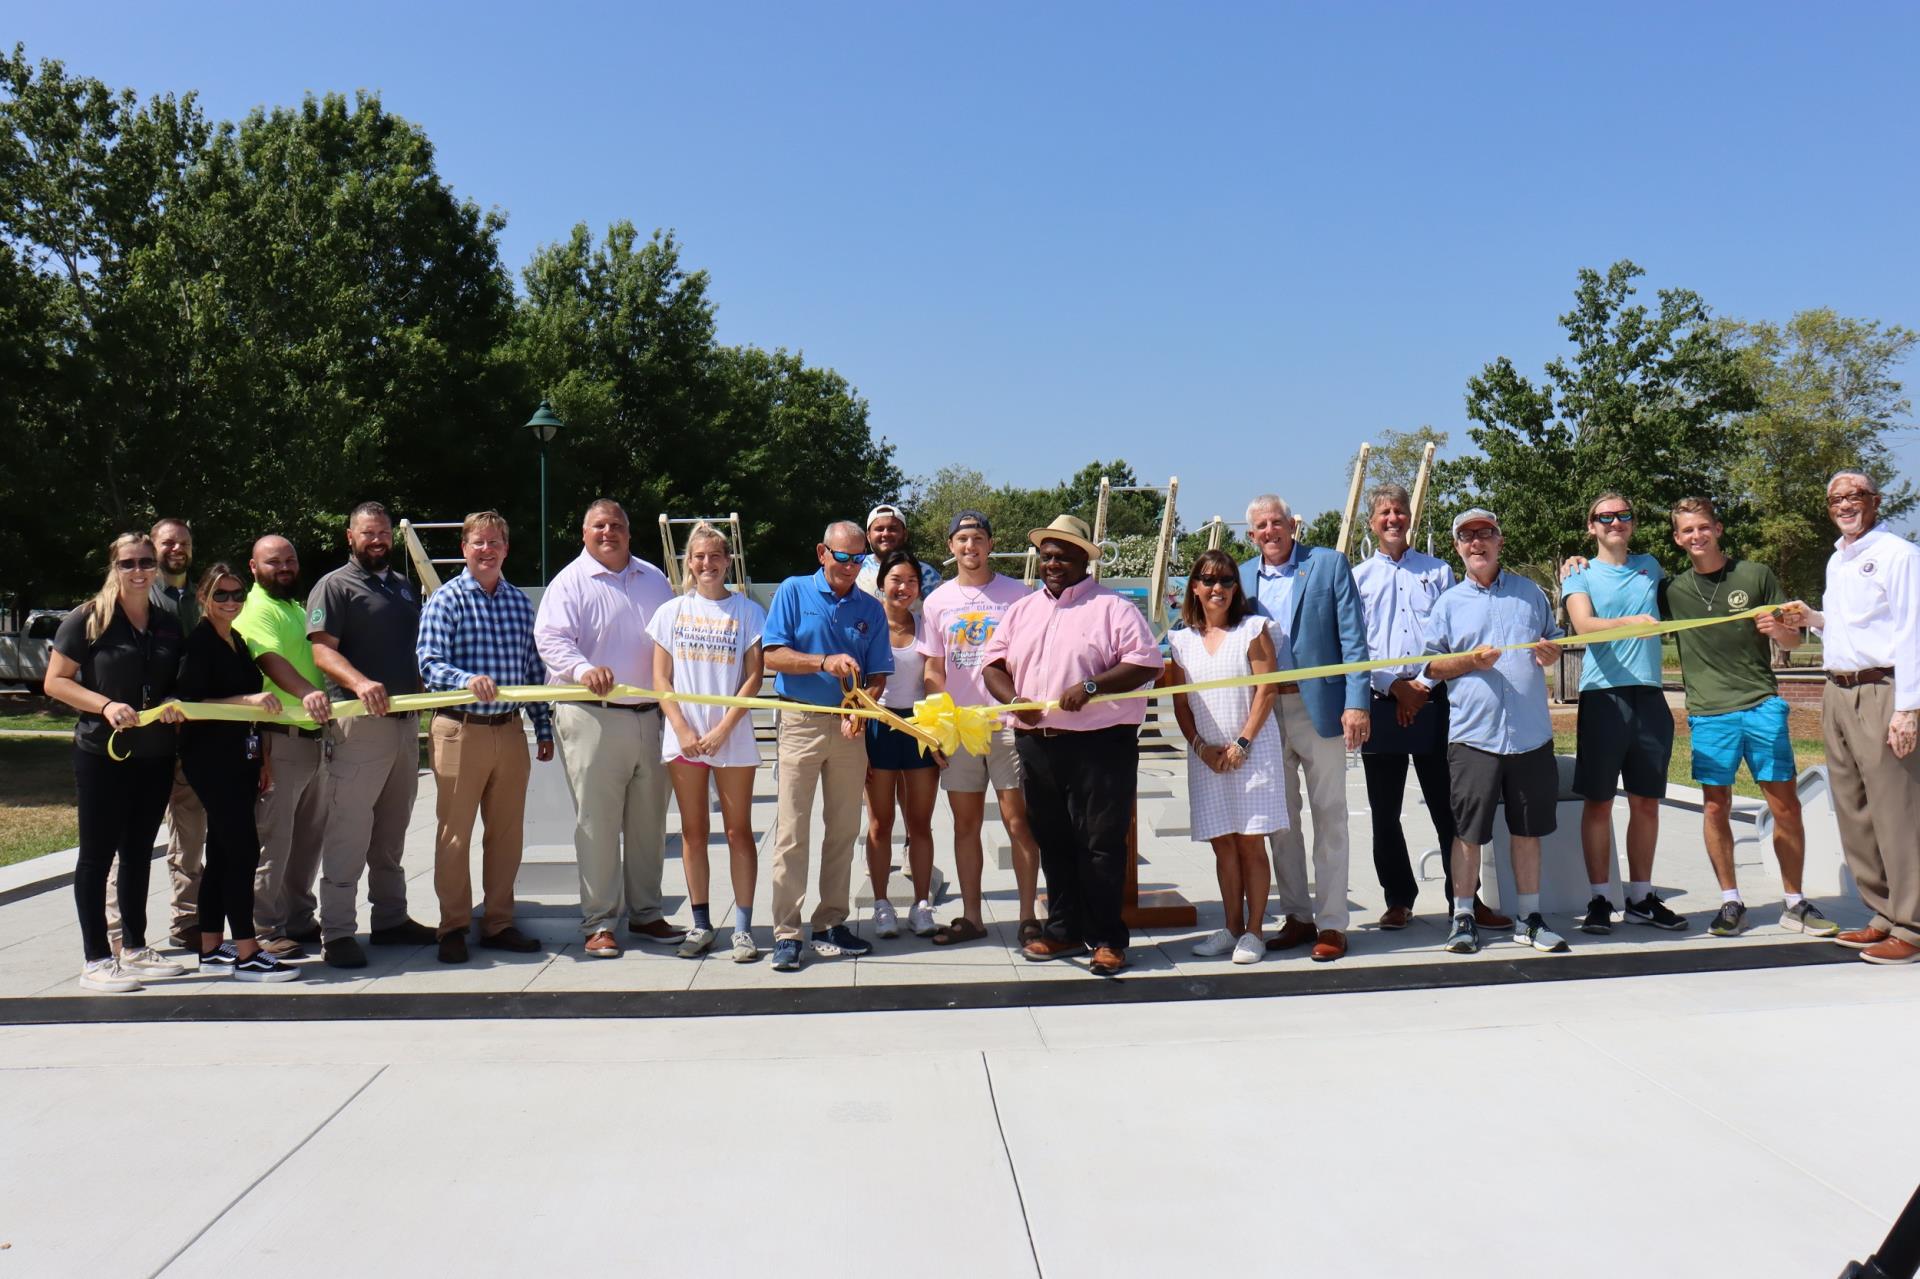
[{"x1": 416, "y1": 569, "x2": 552, "y2": 741}]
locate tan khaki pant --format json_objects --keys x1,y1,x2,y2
[
  {"x1": 254, "y1": 731, "x2": 328, "y2": 940},
  {"x1": 1267, "y1": 693, "x2": 1352, "y2": 932},
  {"x1": 770, "y1": 710, "x2": 867, "y2": 941},
  {"x1": 317, "y1": 714, "x2": 419, "y2": 941},
  {"x1": 1823, "y1": 680, "x2": 1920, "y2": 945},
  {"x1": 107, "y1": 759, "x2": 205, "y2": 947},
  {"x1": 553, "y1": 702, "x2": 669, "y2": 935},
  {"x1": 429, "y1": 713, "x2": 531, "y2": 938}
]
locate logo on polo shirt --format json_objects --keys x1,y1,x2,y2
[
  {"x1": 1728, "y1": 590, "x2": 1749, "y2": 610},
  {"x1": 1862, "y1": 560, "x2": 1878, "y2": 577},
  {"x1": 853, "y1": 619, "x2": 869, "y2": 634},
  {"x1": 308, "y1": 606, "x2": 326, "y2": 626}
]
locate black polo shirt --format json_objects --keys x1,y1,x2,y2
[
  {"x1": 305, "y1": 560, "x2": 421, "y2": 702},
  {"x1": 52, "y1": 602, "x2": 183, "y2": 758}
]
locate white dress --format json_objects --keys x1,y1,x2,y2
[{"x1": 1167, "y1": 616, "x2": 1288, "y2": 841}]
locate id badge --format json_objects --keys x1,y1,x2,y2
[
  {"x1": 322, "y1": 733, "x2": 334, "y2": 765},
  {"x1": 245, "y1": 730, "x2": 262, "y2": 761}
]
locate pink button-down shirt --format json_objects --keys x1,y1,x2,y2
[
  {"x1": 981, "y1": 574, "x2": 1164, "y2": 731},
  {"x1": 533, "y1": 549, "x2": 676, "y2": 703}
]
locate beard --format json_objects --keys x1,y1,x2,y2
[
  {"x1": 353, "y1": 546, "x2": 391, "y2": 573},
  {"x1": 260, "y1": 571, "x2": 301, "y2": 601}
]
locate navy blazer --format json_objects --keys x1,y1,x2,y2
[{"x1": 1240, "y1": 544, "x2": 1371, "y2": 739}]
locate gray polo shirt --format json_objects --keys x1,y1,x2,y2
[{"x1": 306, "y1": 560, "x2": 422, "y2": 702}]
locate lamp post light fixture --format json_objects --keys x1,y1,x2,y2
[{"x1": 524, "y1": 399, "x2": 565, "y2": 584}]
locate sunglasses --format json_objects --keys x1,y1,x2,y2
[
  {"x1": 1193, "y1": 574, "x2": 1238, "y2": 588},
  {"x1": 210, "y1": 588, "x2": 247, "y2": 604},
  {"x1": 115, "y1": 557, "x2": 158, "y2": 572},
  {"x1": 823, "y1": 548, "x2": 864, "y2": 564},
  {"x1": 1592, "y1": 511, "x2": 1635, "y2": 525}
]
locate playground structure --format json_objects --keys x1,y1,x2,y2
[{"x1": 657, "y1": 512, "x2": 752, "y2": 594}]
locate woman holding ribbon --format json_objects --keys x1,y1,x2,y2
[
  {"x1": 863, "y1": 550, "x2": 950, "y2": 941},
  {"x1": 175, "y1": 563, "x2": 300, "y2": 981},
  {"x1": 647, "y1": 523, "x2": 767, "y2": 961},
  {"x1": 1165, "y1": 548, "x2": 1288, "y2": 965},
  {"x1": 45, "y1": 532, "x2": 190, "y2": 992}
]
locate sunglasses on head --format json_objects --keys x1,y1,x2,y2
[
  {"x1": 1592, "y1": 511, "x2": 1634, "y2": 525},
  {"x1": 824, "y1": 547, "x2": 863, "y2": 564},
  {"x1": 210, "y1": 588, "x2": 246, "y2": 604},
  {"x1": 115, "y1": 557, "x2": 158, "y2": 572},
  {"x1": 1193, "y1": 574, "x2": 1237, "y2": 588}
]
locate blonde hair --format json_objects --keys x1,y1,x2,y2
[
  {"x1": 86, "y1": 533, "x2": 154, "y2": 643},
  {"x1": 682, "y1": 522, "x2": 730, "y2": 593}
]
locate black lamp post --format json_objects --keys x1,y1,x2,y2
[{"x1": 525, "y1": 400, "x2": 565, "y2": 584}]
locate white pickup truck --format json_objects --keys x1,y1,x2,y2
[{"x1": 0, "y1": 611, "x2": 65, "y2": 687}]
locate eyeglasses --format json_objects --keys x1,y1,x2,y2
[
  {"x1": 1592, "y1": 511, "x2": 1635, "y2": 525},
  {"x1": 1827, "y1": 490, "x2": 1877, "y2": 509},
  {"x1": 1454, "y1": 529, "x2": 1498, "y2": 544},
  {"x1": 115, "y1": 557, "x2": 158, "y2": 572},
  {"x1": 1193, "y1": 574, "x2": 1237, "y2": 588},
  {"x1": 823, "y1": 548, "x2": 864, "y2": 564},
  {"x1": 210, "y1": 588, "x2": 246, "y2": 604}
]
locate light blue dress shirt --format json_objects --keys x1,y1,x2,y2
[
  {"x1": 1353, "y1": 548, "x2": 1454, "y2": 696},
  {"x1": 1422, "y1": 569, "x2": 1564, "y2": 754},
  {"x1": 1253, "y1": 550, "x2": 1302, "y2": 642}
]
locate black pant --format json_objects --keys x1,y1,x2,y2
[
  {"x1": 1015, "y1": 725, "x2": 1137, "y2": 951},
  {"x1": 1362, "y1": 747, "x2": 1458, "y2": 907},
  {"x1": 73, "y1": 749, "x2": 174, "y2": 961},
  {"x1": 182, "y1": 747, "x2": 262, "y2": 943}
]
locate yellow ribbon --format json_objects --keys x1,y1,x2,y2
[{"x1": 108, "y1": 605, "x2": 1792, "y2": 760}]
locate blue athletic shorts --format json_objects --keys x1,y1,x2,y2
[{"x1": 1688, "y1": 696, "x2": 1796, "y2": 787}]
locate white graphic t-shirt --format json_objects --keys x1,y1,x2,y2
[{"x1": 644, "y1": 590, "x2": 767, "y2": 766}]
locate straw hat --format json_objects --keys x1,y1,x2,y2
[{"x1": 1027, "y1": 514, "x2": 1101, "y2": 562}]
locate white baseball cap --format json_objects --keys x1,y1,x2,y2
[{"x1": 1451, "y1": 507, "x2": 1501, "y2": 537}]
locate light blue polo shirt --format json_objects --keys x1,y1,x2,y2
[
  {"x1": 1561, "y1": 553, "x2": 1665, "y2": 690},
  {"x1": 1423, "y1": 570, "x2": 1564, "y2": 754},
  {"x1": 762, "y1": 569, "x2": 894, "y2": 706}
]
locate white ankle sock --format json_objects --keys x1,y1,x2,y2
[{"x1": 1721, "y1": 889, "x2": 1743, "y2": 904}]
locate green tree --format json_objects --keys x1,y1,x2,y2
[
  {"x1": 1722, "y1": 309, "x2": 1917, "y2": 600},
  {"x1": 1435, "y1": 260, "x2": 1756, "y2": 584}
]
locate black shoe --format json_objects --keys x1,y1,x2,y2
[
  {"x1": 323, "y1": 937, "x2": 368, "y2": 969},
  {"x1": 368, "y1": 919, "x2": 438, "y2": 946},
  {"x1": 437, "y1": 932, "x2": 469, "y2": 963},
  {"x1": 1708, "y1": 900, "x2": 1748, "y2": 937},
  {"x1": 1579, "y1": 895, "x2": 1614, "y2": 935},
  {"x1": 286, "y1": 924, "x2": 323, "y2": 945},
  {"x1": 478, "y1": 926, "x2": 541, "y2": 953},
  {"x1": 1625, "y1": 893, "x2": 1688, "y2": 931}
]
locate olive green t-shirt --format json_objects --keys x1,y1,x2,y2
[{"x1": 1657, "y1": 559, "x2": 1783, "y2": 716}]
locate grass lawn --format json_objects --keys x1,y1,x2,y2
[
  {"x1": 0, "y1": 711, "x2": 76, "y2": 731},
  {"x1": 1552, "y1": 729, "x2": 1826, "y2": 800},
  {"x1": 0, "y1": 738, "x2": 77, "y2": 866}
]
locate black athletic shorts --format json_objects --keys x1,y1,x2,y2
[
  {"x1": 1447, "y1": 742, "x2": 1559, "y2": 845},
  {"x1": 1573, "y1": 685, "x2": 1674, "y2": 801}
]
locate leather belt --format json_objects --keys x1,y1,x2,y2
[
  {"x1": 591, "y1": 700, "x2": 659, "y2": 713},
  {"x1": 1827, "y1": 667, "x2": 1894, "y2": 689},
  {"x1": 434, "y1": 708, "x2": 521, "y2": 725},
  {"x1": 260, "y1": 723, "x2": 324, "y2": 740},
  {"x1": 1271, "y1": 683, "x2": 1300, "y2": 696},
  {"x1": 1014, "y1": 726, "x2": 1070, "y2": 737}
]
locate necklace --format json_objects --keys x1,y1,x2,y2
[{"x1": 1690, "y1": 567, "x2": 1726, "y2": 614}]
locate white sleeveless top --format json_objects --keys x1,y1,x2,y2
[{"x1": 885, "y1": 619, "x2": 927, "y2": 709}]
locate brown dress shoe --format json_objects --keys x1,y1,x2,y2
[
  {"x1": 628, "y1": 918, "x2": 687, "y2": 944},
  {"x1": 1088, "y1": 946, "x2": 1129, "y2": 977},
  {"x1": 1310, "y1": 929, "x2": 1347, "y2": 962},
  {"x1": 1379, "y1": 906, "x2": 1413, "y2": 930},
  {"x1": 259, "y1": 936, "x2": 307, "y2": 959},
  {"x1": 1861, "y1": 937, "x2": 1920, "y2": 965},
  {"x1": 1022, "y1": 936, "x2": 1086, "y2": 962},
  {"x1": 1473, "y1": 899, "x2": 1513, "y2": 929},
  {"x1": 1836, "y1": 927, "x2": 1892, "y2": 950},
  {"x1": 584, "y1": 930, "x2": 621, "y2": 958},
  {"x1": 1265, "y1": 916, "x2": 1318, "y2": 951}
]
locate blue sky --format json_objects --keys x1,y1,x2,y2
[{"x1": 11, "y1": 0, "x2": 1918, "y2": 534}]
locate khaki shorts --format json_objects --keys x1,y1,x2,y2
[{"x1": 940, "y1": 726, "x2": 1023, "y2": 793}]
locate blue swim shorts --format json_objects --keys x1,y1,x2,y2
[{"x1": 1688, "y1": 696, "x2": 1796, "y2": 787}]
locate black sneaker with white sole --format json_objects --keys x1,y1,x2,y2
[
  {"x1": 1708, "y1": 900, "x2": 1748, "y2": 937},
  {"x1": 233, "y1": 953, "x2": 300, "y2": 983},
  {"x1": 1625, "y1": 893, "x2": 1688, "y2": 931},
  {"x1": 198, "y1": 942, "x2": 238, "y2": 975},
  {"x1": 1579, "y1": 895, "x2": 1613, "y2": 935}
]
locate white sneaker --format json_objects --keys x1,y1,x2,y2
[
  {"x1": 872, "y1": 899, "x2": 900, "y2": 938},
  {"x1": 676, "y1": 927, "x2": 717, "y2": 959},
  {"x1": 730, "y1": 931, "x2": 758, "y2": 963},
  {"x1": 118, "y1": 946, "x2": 185, "y2": 977},
  {"x1": 80, "y1": 958, "x2": 141, "y2": 993},
  {"x1": 1232, "y1": 933, "x2": 1264, "y2": 965},
  {"x1": 908, "y1": 900, "x2": 938, "y2": 937},
  {"x1": 1192, "y1": 928, "x2": 1237, "y2": 957}
]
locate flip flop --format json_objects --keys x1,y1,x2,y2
[{"x1": 931, "y1": 917, "x2": 988, "y2": 946}]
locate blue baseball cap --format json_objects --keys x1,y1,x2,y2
[{"x1": 948, "y1": 510, "x2": 993, "y2": 538}]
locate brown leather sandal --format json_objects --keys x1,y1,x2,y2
[
  {"x1": 1017, "y1": 918, "x2": 1045, "y2": 945},
  {"x1": 931, "y1": 917, "x2": 988, "y2": 946}
]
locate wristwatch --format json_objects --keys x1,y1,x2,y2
[
  {"x1": 1083, "y1": 679, "x2": 1099, "y2": 697},
  {"x1": 1233, "y1": 736, "x2": 1252, "y2": 752}
]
